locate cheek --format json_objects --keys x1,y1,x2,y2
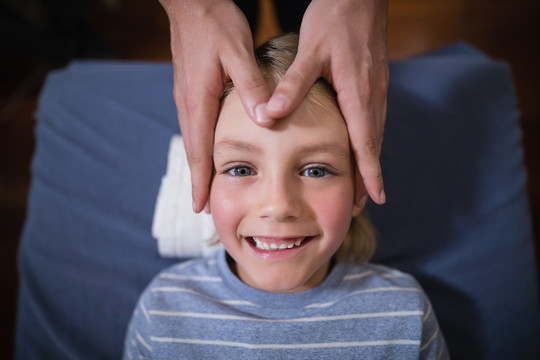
[
  {"x1": 209, "y1": 179, "x2": 245, "y2": 238},
  {"x1": 308, "y1": 184, "x2": 355, "y2": 238}
]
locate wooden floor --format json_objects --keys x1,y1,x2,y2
[{"x1": 1, "y1": 0, "x2": 539, "y2": 358}]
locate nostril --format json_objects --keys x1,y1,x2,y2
[{"x1": 257, "y1": 181, "x2": 302, "y2": 221}]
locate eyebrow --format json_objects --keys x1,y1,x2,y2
[
  {"x1": 295, "y1": 143, "x2": 350, "y2": 160},
  {"x1": 214, "y1": 139, "x2": 263, "y2": 155},
  {"x1": 214, "y1": 139, "x2": 349, "y2": 159}
]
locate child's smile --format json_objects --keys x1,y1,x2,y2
[
  {"x1": 248, "y1": 236, "x2": 312, "y2": 251},
  {"x1": 209, "y1": 91, "x2": 363, "y2": 294},
  {"x1": 243, "y1": 235, "x2": 316, "y2": 261}
]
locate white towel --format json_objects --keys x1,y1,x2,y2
[{"x1": 152, "y1": 135, "x2": 221, "y2": 258}]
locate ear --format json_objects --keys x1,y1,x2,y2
[
  {"x1": 352, "y1": 166, "x2": 369, "y2": 217},
  {"x1": 352, "y1": 194, "x2": 368, "y2": 217}
]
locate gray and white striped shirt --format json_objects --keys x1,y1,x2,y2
[{"x1": 123, "y1": 249, "x2": 449, "y2": 359}]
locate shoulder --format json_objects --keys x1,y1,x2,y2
[
  {"x1": 149, "y1": 256, "x2": 222, "y2": 286},
  {"x1": 123, "y1": 257, "x2": 221, "y2": 358},
  {"x1": 327, "y1": 262, "x2": 431, "y2": 312},
  {"x1": 143, "y1": 254, "x2": 223, "y2": 295},
  {"x1": 134, "y1": 255, "x2": 227, "y2": 312},
  {"x1": 341, "y1": 262, "x2": 423, "y2": 290}
]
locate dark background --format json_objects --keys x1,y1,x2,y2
[{"x1": 1, "y1": 0, "x2": 539, "y2": 358}]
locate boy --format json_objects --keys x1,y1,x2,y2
[{"x1": 123, "y1": 34, "x2": 448, "y2": 359}]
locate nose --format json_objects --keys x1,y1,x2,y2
[{"x1": 257, "y1": 176, "x2": 302, "y2": 221}]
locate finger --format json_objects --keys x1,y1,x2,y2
[
  {"x1": 266, "y1": 52, "x2": 321, "y2": 119},
  {"x1": 354, "y1": 129, "x2": 385, "y2": 205},
  {"x1": 226, "y1": 52, "x2": 273, "y2": 126},
  {"x1": 337, "y1": 76, "x2": 386, "y2": 205},
  {"x1": 176, "y1": 84, "x2": 219, "y2": 213}
]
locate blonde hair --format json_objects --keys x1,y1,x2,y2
[{"x1": 220, "y1": 34, "x2": 376, "y2": 264}]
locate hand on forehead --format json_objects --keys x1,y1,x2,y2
[{"x1": 214, "y1": 91, "x2": 351, "y2": 162}]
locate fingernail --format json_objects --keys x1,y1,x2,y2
[
  {"x1": 379, "y1": 189, "x2": 386, "y2": 204},
  {"x1": 204, "y1": 202, "x2": 211, "y2": 214},
  {"x1": 192, "y1": 200, "x2": 198, "y2": 213},
  {"x1": 254, "y1": 103, "x2": 272, "y2": 124},
  {"x1": 266, "y1": 93, "x2": 287, "y2": 112}
]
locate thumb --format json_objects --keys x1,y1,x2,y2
[
  {"x1": 266, "y1": 54, "x2": 321, "y2": 119},
  {"x1": 227, "y1": 55, "x2": 273, "y2": 126}
]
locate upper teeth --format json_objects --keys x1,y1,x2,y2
[{"x1": 252, "y1": 238, "x2": 305, "y2": 250}]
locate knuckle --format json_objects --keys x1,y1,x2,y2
[
  {"x1": 371, "y1": 170, "x2": 384, "y2": 182},
  {"x1": 186, "y1": 151, "x2": 212, "y2": 168},
  {"x1": 239, "y1": 75, "x2": 267, "y2": 93},
  {"x1": 362, "y1": 137, "x2": 379, "y2": 157},
  {"x1": 358, "y1": 157, "x2": 383, "y2": 181},
  {"x1": 286, "y1": 68, "x2": 308, "y2": 88},
  {"x1": 279, "y1": 58, "x2": 318, "y2": 94},
  {"x1": 345, "y1": 56, "x2": 389, "y2": 105}
]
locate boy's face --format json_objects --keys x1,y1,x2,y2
[{"x1": 210, "y1": 91, "x2": 363, "y2": 293}]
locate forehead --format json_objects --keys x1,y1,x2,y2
[{"x1": 215, "y1": 92, "x2": 349, "y2": 148}]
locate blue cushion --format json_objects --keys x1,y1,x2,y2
[{"x1": 16, "y1": 45, "x2": 540, "y2": 359}]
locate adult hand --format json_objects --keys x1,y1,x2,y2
[
  {"x1": 266, "y1": 0, "x2": 389, "y2": 205},
  {"x1": 159, "y1": 0, "x2": 272, "y2": 213}
]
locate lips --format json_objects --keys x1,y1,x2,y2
[{"x1": 246, "y1": 236, "x2": 313, "y2": 251}]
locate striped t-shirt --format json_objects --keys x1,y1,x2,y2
[{"x1": 123, "y1": 249, "x2": 449, "y2": 359}]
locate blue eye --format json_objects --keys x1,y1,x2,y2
[
  {"x1": 227, "y1": 166, "x2": 254, "y2": 177},
  {"x1": 301, "y1": 167, "x2": 329, "y2": 178}
]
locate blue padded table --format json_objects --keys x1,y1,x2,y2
[{"x1": 16, "y1": 44, "x2": 540, "y2": 359}]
